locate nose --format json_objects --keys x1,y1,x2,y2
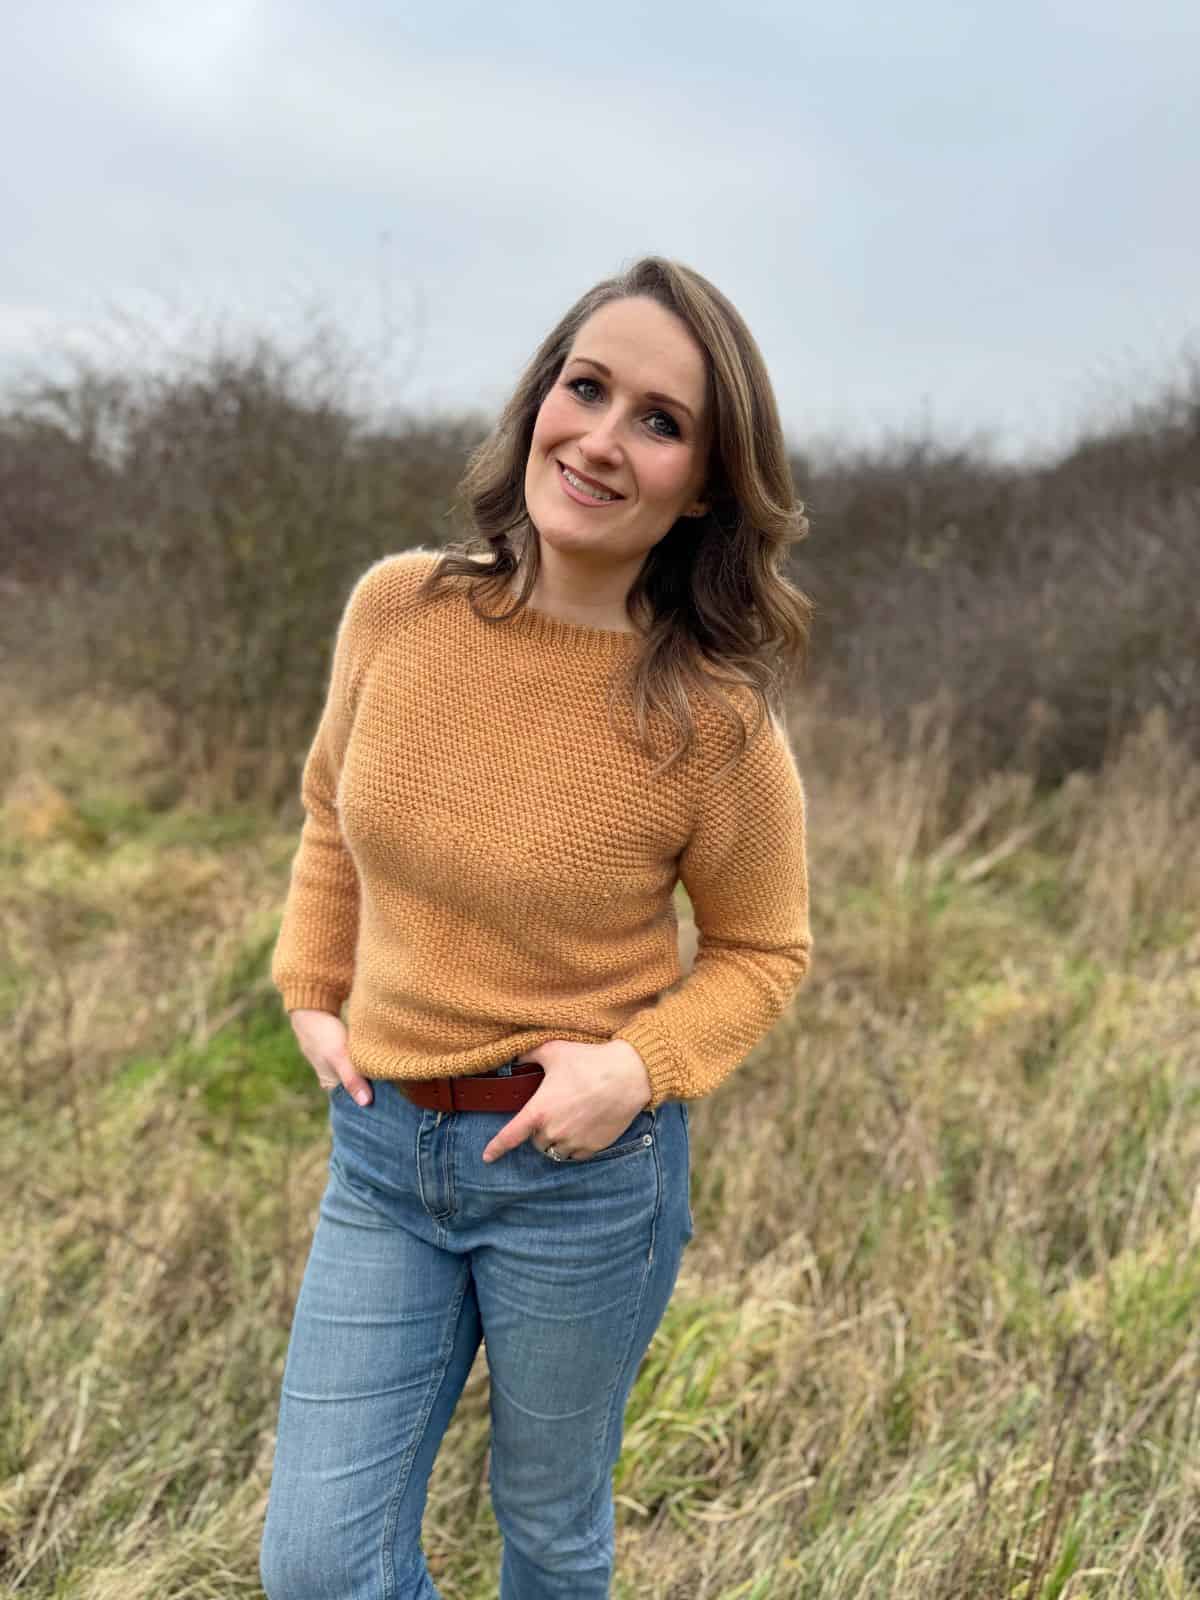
[{"x1": 577, "y1": 411, "x2": 622, "y2": 467}]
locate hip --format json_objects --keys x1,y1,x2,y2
[{"x1": 326, "y1": 1077, "x2": 694, "y2": 1248}]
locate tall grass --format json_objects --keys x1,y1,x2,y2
[
  {"x1": 3, "y1": 320, "x2": 1198, "y2": 1594},
  {"x1": 3, "y1": 677, "x2": 1198, "y2": 1598}
]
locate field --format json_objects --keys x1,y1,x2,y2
[{"x1": 4, "y1": 676, "x2": 1198, "y2": 1598}]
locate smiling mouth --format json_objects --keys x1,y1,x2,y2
[{"x1": 557, "y1": 460, "x2": 623, "y2": 502}]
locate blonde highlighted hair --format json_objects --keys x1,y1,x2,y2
[{"x1": 420, "y1": 255, "x2": 813, "y2": 777}]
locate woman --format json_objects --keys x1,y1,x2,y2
[{"x1": 260, "y1": 256, "x2": 814, "y2": 1600}]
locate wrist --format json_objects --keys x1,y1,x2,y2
[{"x1": 608, "y1": 1038, "x2": 653, "y2": 1109}]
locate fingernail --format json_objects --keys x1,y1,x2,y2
[{"x1": 355, "y1": 1091, "x2": 371, "y2": 1107}]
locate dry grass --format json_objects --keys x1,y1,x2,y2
[{"x1": 2, "y1": 679, "x2": 1199, "y2": 1598}]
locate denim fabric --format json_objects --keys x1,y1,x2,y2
[{"x1": 260, "y1": 1072, "x2": 693, "y2": 1600}]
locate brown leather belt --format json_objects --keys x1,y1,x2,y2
[{"x1": 399, "y1": 1061, "x2": 545, "y2": 1113}]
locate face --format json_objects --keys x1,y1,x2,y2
[{"x1": 523, "y1": 296, "x2": 711, "y2": 573}]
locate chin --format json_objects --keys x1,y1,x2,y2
[
  {"x1": 533, "y1": 521, "x2": 599, "y2": 554},
  {"x1": 527, "y1": 490, "x2": 590, "y2": 545}
]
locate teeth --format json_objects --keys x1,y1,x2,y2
[{"x1": 563, "y1": 465, "x2": 616, "y2": 501}]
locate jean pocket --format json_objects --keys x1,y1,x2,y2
[{"x1": 549, "y1": 1107, "x2": 657, "y2": 1166}]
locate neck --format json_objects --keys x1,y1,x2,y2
[{"x1": 513, "y1": 544, "x2": 643, "y2": 634}]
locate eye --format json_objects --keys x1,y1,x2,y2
[
  {"x1": 566, "y1": 376, "x2": 602, "y2": 403},
  {"x1": 563, "y1": 375, "x2": 682, "y2": 440}
]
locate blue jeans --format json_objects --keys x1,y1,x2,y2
[{"x1": 260, "y1": 1072, "x2": 693, "y2": 1599}]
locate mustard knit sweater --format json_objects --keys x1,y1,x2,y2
[{"x1": 270, "y1": 548, "x2": 812, "y2": 1109}]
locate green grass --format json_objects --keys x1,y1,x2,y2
[{"x1": 4, "y1": 700, "x2": 1200, "y2": 1597}]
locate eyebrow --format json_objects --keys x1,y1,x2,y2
[{"x1": 566, "y1": 356, "x2": 695, "y2": 423}]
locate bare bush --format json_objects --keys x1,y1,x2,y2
[
  {"x1": 3, "y1": 318, "x2": 1198, "y2": 810},
  {"x1": 791, "y1": 359, "x2": 1200, "y2": 780},
  {"x1": 3, "y1": 330, "x2": 486, "y2": 809}
]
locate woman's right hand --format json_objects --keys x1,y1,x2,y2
[{"x1": 288, "y1": 1009, "x2": 374, "y2": 1106}]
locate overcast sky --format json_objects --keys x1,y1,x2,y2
[{"x1": 4, "y1": 0, "x2": 1197, "y2": 464}]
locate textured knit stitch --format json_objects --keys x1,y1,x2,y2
[{"x1": 270, "y1": 547, "x2": 812, "y2": 1108}]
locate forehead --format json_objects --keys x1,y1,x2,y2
[{"x1": 566, "y1": 296, "x2": 708, "y2": 410}]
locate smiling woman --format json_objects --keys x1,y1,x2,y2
[
  {"x1": 521, "y1": 297, "x2": 712, "y2": 594},
  {"x1": 439, "y1": 255, "x2": 814, "y2": 765},
  {"x1": 261, "y1": 255, "x2": 815, "y2": 1600}
]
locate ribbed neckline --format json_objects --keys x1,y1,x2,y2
[{"x1": 463, "y1": 584, "x2": 643, "y2": 658}]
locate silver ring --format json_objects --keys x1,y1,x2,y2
[{"x1": 545, "y1": 1143, "x2": 567, "y2": 1162}]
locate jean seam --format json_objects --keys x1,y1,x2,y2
[
  {"x1": 586, "y1": 1122, "x2": 663, "y2": 1543},
  {"x1": 415, "y1": 1112, "x2": 438, "y2": 1219},
  {"x1": 441, "y1": 1114, "x2": 456, "y2": 1218},
  {"x1": 380, "y1": 1261, "x2": 470, "y2": 1600},
  {"x1": 679, "y1": 1105, "x2": 695, "y2": 1237}
]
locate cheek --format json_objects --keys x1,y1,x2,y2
[
  {"x1": 639, "y1": 451, "x2": 701, "y2": 509},
  {"x1": 531, "y1": 390, "x2": 572, "y2": 451}
]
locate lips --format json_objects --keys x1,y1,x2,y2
[{"x1": 557, "y1": 459, "x2": 624, "y2": 500}]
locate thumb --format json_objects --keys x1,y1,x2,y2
[
  {"x1": 481, "y1": 1104, "x2": 540, "y2": 1164},
  {"x1": 339, "y1": 1059, "x2": 374, "y2": 1108}
]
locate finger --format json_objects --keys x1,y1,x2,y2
[
  {"x1": 339, "y1": 1064, "x2": 373, "y2": 1107},
  {"x1": 482, "y1": 1107, "x2": 540, "y2": 1163},
  {"x1": 554, "y1": 1145, "x2": 588, "y2": 1162}
]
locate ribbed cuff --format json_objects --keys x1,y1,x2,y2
[
  {"x1": 613, "y1": 1015, "x2": 682, "y2": 1109},
  {"x1": 279, "y1": 984, "x2": 347, "y2": 1017}
]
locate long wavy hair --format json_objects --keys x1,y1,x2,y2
[{"x1": 418, "y1": 255, "x2": 814, "y2": 779}]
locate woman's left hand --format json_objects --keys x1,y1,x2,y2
[{"x1": 480, "y1": 1039, "x2": 652, "y2": 1163}]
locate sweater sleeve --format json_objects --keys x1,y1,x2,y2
[
  {"x1": 613, "y1": 704, "x2": 812, "y2": 1108},
  {"x1": 270, "y1": 554, "x2": 418, "y2": 1015}
]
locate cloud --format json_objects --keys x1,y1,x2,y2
[
  {"x1": 2, "y1": 0, "x2": 1197, "y2": 460},
  {"x1": 98, "y1": 5, "x2": 838, "y2": 221}
]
